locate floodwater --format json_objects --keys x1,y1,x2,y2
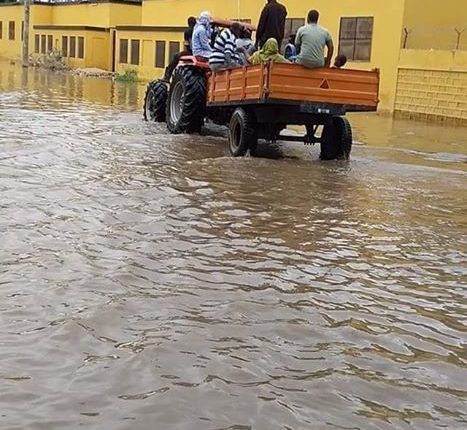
[{"x1": 0, "y1": 62, "x2": 466, "y2": 430}]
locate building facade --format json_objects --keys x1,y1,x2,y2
[{"x1": 0, "y1": 0, "x2": 466, "y2": 121}]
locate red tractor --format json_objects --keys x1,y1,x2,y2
[{"x1": 144, "y1": 23, "x2": 379, "y2": 160}]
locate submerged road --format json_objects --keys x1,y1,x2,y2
[{"x1": 0, "y1": 63, "x2": 466, "y2": 429}]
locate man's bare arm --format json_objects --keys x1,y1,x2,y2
[{"x1": 325, "y1": 39, "x2": 334, "y2": 67}]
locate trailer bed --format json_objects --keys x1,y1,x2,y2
[{"x1": 208, "y1": 63, "x2": 379, "y2": 112}]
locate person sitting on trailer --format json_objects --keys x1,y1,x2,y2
[
  {"x1": 284, "y1": 34, "x2": 297, "y2": 61},
  {"x1": 249, "y1": 38, "x2": 290, "y2": 65},
  {"x1": 295, "y1": 9, "x2": 334, "y2": 68},
  {"x1": 236, "y1": 27, "x2": 256, "y2": 66},
  {"x1": 163, "y1": 16, "x2": 197, "y2": 80},
  {"x1": 192, "y1": 11, "x2": 213, "y2": 60},
  {"x1": 209, "y1": 22, "x2": 243, "y2": 72},
  {"x1": 333, "y1": 54, "x2": 347, "y2": 68}
]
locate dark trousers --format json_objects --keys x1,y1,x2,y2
[{"x1": 164, "y1": 50, "x2": 191, "y2": 79}]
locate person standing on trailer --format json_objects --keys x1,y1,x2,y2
[
  {"x1": 192, "y1": 11, "x2": 213, "y2": 61},
  {"x1": 256, "y1": 0, "x2": 288, "y2": 49},
  {"x1": 209, "y1": 22, "x2": 243, "y2": 71},
  {"x1": 295, "y1": 10, "x2": 334, "y2": 68}
]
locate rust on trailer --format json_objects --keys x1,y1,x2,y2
[{"x1": 207, "y1": 63, "x2": 379, "y2": 109}]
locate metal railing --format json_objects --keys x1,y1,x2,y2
[{"x1": 402, "y1": 26, "x2": 466, "y2": 51}]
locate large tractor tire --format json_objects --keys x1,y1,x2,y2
[
  {"x1": 143, "y1": 80, "x2": 168, "y2": 122},
  {"x1": 320, "y1": 116, "x2": 353, "y2": 161},
  {"x1": 228, "y1": 108, "x2": 258, "y2": 157},
  {"x1": 166, "y1": 67, "x2": 207, "y2": 134}
]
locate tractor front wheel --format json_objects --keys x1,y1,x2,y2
[{"x1": 143, "y1": 80, "x2": 168, "y2": 122}]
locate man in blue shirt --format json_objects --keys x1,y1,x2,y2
[{"x1": 192, "y1": 11, "x2": 213, "y2": 60}]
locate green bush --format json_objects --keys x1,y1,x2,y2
[{"x1": 115, "y1": 69, "x2": 138, "y2": 82}]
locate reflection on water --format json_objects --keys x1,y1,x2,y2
[
  {"x1": 0, "y1": 61, "x2": 466, "y2": 430},
  {"x1": 0, "y1": 63, "x2": 142, "y2": 109}
]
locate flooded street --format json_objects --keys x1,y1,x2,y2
[{"x1": 0, "y1": 62, "x2": 466, "y2": 430}]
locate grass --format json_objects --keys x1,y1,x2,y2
[{"x1": 114, "y1": 69, "x2": 138, "y2": 82}]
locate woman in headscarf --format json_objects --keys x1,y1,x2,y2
[
  {"x1": 249, "y1": 38, "x2": 290, "y2": 65},
  {"x1": 192, "y1": 11, "x2": 213, "y2": 60}
]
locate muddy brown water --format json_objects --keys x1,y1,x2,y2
[{"x1": 0, "y1": 63, "x2": 466, "y2": 430}]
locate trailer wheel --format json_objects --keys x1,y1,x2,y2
[
  {"x1": 228, "y1": 108, "x2": 258, "y2": 157},
  {"x1": 166, "y1": 66, "x2": 207, "y2": 134},
  {"x1": 143, "y1": 80, "x2": 168, "y2": 122},
  {"x1": 320, "y1": 116, "x2": 353, "y2": 160}
]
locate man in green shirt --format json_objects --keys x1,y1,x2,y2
[{"x1": 295, "y1": 9, "x2": 334, "y2": 68}]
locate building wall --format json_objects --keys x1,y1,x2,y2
[
  {"x1": 51, "y1": 4, "x2": 112, "y2": 27},
  {"x1": 403, "y1": 0, "x2": 466, "y2": 28},
  {"x1": 32, "y1": 28, "x2": 111, "y2": 70},
  {"x1": 33, "y1": 5, "x2": 54, "y2": 26},
  {"x1": 402, "y1": 0, "x2": 467, "y2": 50},
  {"x1": 0, "y1": 4, "x2": 25, "y2": 60},
  {"x1": 51, "y1": 3, "x2": 141, "y2": 28},
  {"x1": 109, "y1": 3, "x2": 142, "y2": 27},
  {"x1": 395, "y1": 49, "x2": 467, "y2": 124},
  {"x1": 115, "y1": 28, "x2": 184, "y2": 79}
]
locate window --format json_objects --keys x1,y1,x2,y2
[
  {"x1": 40, "y1": 34, "x2": 46, "y2": 54},
  {"x1": 339, "y1": 17, "x2": 374, "y2": 62},
  {"x1": 169, "y1": 41, "x2": 179, "y2": 62},
  {"x1": 69, "y1": 36, "x2": 76, "y2": 58},
  {"x1": 0, "y1": 22, "x2": 2, "y2": 40},
  {"x1": 283, "y1": 18, "x2": 305, "y2": 51},
  {"x1": 130, "y1": 39, "x2": 140, "y2": 65},
  {"x1": 47, "y1": 35, "x2": 53, "y2": 53},
  {"x1": 78, "y1": 36, "x2": 84, "y2": 59},
  {"x1": 8, "y1": 21, "x2": 15, "y2": 40},
  {"x1": 155, "y1": 40, "x2": 166, "y2": 68},
  {"x1": 62, "y1": 36, "x2": 68, "y2": 57},
  {"x1": 21, "y1": 21, "x2": 23, "y2": 41},
  {"x1": 34, "y1": 34, "x2": 40, "y2": 53},
  {"x1": 119, "y1": 39, "x2": 128, "y2": 64}
]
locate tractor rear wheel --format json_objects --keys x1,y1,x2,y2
[
  {"x1": 320, "y1": 116, "x2": 353, "y2": 160},
  {"x1": 166, "y1": 67, "x2": 207, "y2": 134},
  {"x1": 228, "y1": 108, "x2": 258, "y2": 157},
  {"x1": 143, "y1": 80, "x2": 168, "y2": 122}
]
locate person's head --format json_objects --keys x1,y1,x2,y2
[
  {"x1": 334, "y1": 54, "x2": 347, "y2": 68},
  {"x1": 231, "y1": 22, "x2": 243, "y2": 38},
  {"x1": 307, "y1": 10, "x2": 319, "y2": 24},
  {"x1": 187, "y1": 16, "x2": 197, "y2": 28},
  {"x1": 240, "y1": 27, "x2": 252, "y2": 40},
  {"x1": 262, "y1": 38, "x2": 279, "y2": 54},
  {"x1": 198, "y1": 11, "x2": 212, "y2": 27},
  {"x1": 289, "y1": 34, "x2": 296, "y2": 44}
]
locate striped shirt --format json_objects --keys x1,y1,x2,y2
[{"x1": 209, "y1": 29, "x2": 240, "y2": 66}]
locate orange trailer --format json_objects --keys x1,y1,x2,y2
[{"x1": 144, "y1": 57, "x2": 379, "y2": 160}]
